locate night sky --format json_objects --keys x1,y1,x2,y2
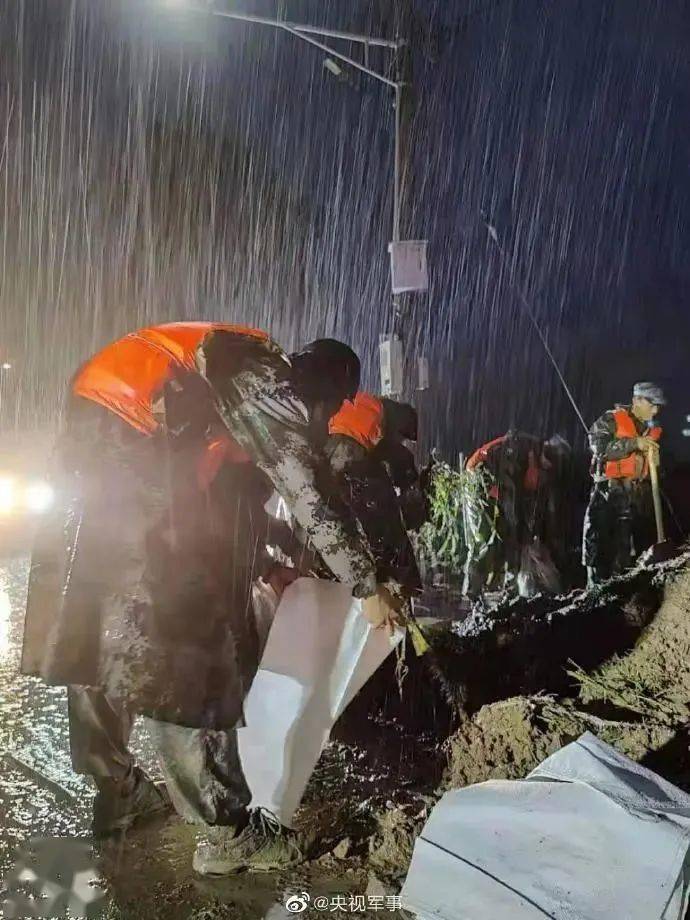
[{"x1": 0, "y1": 0, "x2": 688, "y2": 463}]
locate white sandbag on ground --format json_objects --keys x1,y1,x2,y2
[
  {"x1": 239, "y1": 578, "x2": 404, "y2": 827},
  {"x1": 401, "y1": 732, "x2": 690, "y2": 920}
]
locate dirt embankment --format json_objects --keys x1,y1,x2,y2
[
  {"x1": 444, "y1": 555, "x2": 690, "y2": 791},
  {"x1": 327, "y1": 552, "x2": 690, "y2": 884}
]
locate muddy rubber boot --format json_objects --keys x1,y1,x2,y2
[
  {"x1": 193, "y1": 809, "x2": 303, "y2": 876},
  {"x1": 93, "y1": 767, "x2": 171, "y2": 838}
]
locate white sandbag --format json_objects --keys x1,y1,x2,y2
[
  {"x1": 401, "y1": 732, "x2": 690, "y2": 920},
  {"x1": 238, "y1": 578, "x2": 404, "y2": 827}
]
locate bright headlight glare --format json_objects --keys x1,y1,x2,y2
[
  {"x1": 25, "y1": 482, "x2": 54, "y2": 513},
  {"x1": 0, "y1": 478, "x2": 15, "y2": 513}
]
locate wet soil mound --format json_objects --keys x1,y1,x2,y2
[
  {"x1": 321, "y1": 551, "x2": 690, "y2": 884},
  {"x1": 429, "y1": 551, "x2": 690, "y2": 714}
]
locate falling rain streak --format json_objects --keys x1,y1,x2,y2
[{"x1": 0, "y1": 0, "x2": 688, "y2": 459}]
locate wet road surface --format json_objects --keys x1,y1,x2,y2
[
  {"x1": 0, "y1": 555, "x2": 91, "y2": 878},
  {"x1": 0, "y1": 555, "x2": 410, "y2": 919}
]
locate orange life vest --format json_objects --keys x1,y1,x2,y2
[
  {"x1": 466, "y1": 435, "x2": 542, "y2": 497},
  {"x1": 523, "y1": 450, "x2": 541, "y2": 493},
  {"x1": 604, "y1": 408, "x2": 662, "y2": 480},
  {"x1": 329, "y1": 392, "x2": 384, "y2": 451},
  {"x1": 73, "y1": 322, "x2": 268, "y2": 435},
  {"x1": 195, "y1": 433, "x2": 256, "y2": 491},
  {"x1": 466, "y1": 436, "x2": 507, "y2": 472},
  {"x1": 72, "y1": 322, "x2": 269, "y2": 488}
]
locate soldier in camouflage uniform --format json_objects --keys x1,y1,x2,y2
[
  {"x1": 325, "y1": 394, "x2": 423, "y2": 595},
  {"x1": 375, "y1": 399, "x2": 429, "y2": 534},
  {"x1": 21, "y1": 323, "x2": 398, "y2": 875},
  {"x1": 462, "y1": 431, "x2": 544, "y2": 597},
  {"x1": 583, "y1": 382, "x2": 664, "y2": 586}
]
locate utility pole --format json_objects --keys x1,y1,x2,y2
[
  {"x1": 394, "y1": 0, "x2": 415, "y2": 349},
  {"x1": 393, "y1": 0, "x2": 414, "y2": 348},
  {"x1": 391, "y1": 0, "x2": 431, "y2": 459},
  {"x1": 379, "y1": 0, "x2": 427, "y2": 402}
]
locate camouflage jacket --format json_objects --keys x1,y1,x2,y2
[
  {"x1": 588, "y1": 405, "x2": 645, "y2": 476},
  {"x1": 200, "y1": 334, "x2": 377, "y2": 598}
]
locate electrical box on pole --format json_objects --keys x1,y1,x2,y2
[
  {"x1": 388, "y1": 240, "x2": 428, "y2": 294},
  {"x1": 379, "y1": 334, "x2": 403, "y2": 396}
]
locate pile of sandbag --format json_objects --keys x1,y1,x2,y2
[{"x1": 402, "y1": 732, "x2": 690, "y2": 920}]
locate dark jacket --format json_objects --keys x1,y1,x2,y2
[
  {"x1": 324, "y1": 434, "x2": 421, "y2": 593},
  {"x1": 373, "y1": 438, "x2": 428, "y2": 533}
]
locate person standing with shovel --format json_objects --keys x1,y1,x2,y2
[{"x1": 583, "y1": 382, "x2": 665, "y2": 587}]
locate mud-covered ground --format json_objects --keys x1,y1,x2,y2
[
  {"x1": 0, "y1": 555, "x2": 435, "y2": 919},
  {"x1": 2, "y1": 550, "x2": 690, "y2": 918}
]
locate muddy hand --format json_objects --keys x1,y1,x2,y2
[
  {"x1": 266, "y1": 565, "x2": 300, "y2": 599},
  {"x1": 637, "y1": 436, "x2": 659, "y2": 459},
  {"x1": 361, "y1": 584, "x2": 404, "y2": 636}
]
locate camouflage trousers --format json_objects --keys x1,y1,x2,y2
[
  {"x1": 68, "y1": 687, "x2": 250, "y2": 827},
  {"x1": 582, "y1": 480, "x2": 656, "y2": 584}
]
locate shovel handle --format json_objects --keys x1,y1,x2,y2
[{"x1": 648, "y1": 451, "x2": 665, "y2": 543}]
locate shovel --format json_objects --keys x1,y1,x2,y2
[
  {"x1": 649, "y1": 449, "x2": 665, "y2": 542},
  {"x1": 646, "y1": 447, "x2": 676, "y2": 562}
]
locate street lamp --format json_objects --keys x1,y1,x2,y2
[
  {"x1": 165, "y1": 3, "x2": 404, "y2": 239},
  {"x1": 158, "y1": 3, "x2": 424, "y2": 395}
]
